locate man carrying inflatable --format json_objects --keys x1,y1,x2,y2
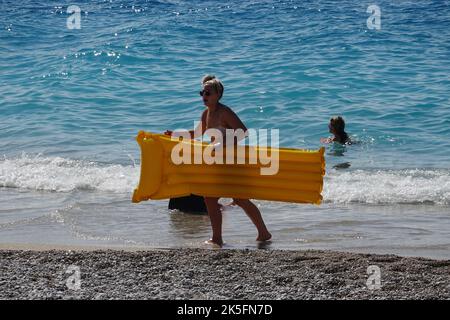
[{"x1": 164, "y1": 75, "x2": 272, "y2": 247}]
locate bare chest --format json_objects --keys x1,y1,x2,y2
[{"x1": 206, "y1": 109, "x2": 228, "y2": 130}]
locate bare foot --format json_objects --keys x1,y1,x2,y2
[
  {"x1": 204, "y1": 239, "x2": 223, "y2": 247},
  {"x1": 256, "y1": 232, "x2": 272, "y2": 242}
]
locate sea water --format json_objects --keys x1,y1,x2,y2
[{"x1": 1, "y1": 0, "x2": 449, "y2": 258}]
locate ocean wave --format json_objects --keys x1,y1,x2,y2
[
  {"x1": 1, "y1": 155, "x2": 449, "y2": 205},
  {"x1": 323, "y1": 168, "x2": 450, "y2": 205},
  {"x1": 0, "y1": 154, "x2": 138, "y2": 193}
]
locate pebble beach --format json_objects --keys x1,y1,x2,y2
[
  {"x1": 1, "y1": 247, "x2": 449, "y2": 300},
  {"x1": 2, "y1": 1, "x2": 450, "y2": 303}
]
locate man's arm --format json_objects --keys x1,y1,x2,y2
[
  {"x1": 165, "y1": 110, "x2": 207, "y2": 138},
  {"x1": 191, "y1": 110, "x2": 207, "y2": 138}
]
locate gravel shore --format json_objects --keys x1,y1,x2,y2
[{"x1": 1, "y1": 248, "x2": 449, "y2": 300}]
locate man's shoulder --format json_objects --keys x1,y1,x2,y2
[{"x1": 221, "y1": 105, "x2": 235, "y2": 115}]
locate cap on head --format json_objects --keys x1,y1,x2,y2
[{"x1": 202, "y1": 74, "x2": 224, "y2": 100}]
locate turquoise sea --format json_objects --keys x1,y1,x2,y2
[{"x1": 1, "y1": 0, "x2": 449, "y2": 258}]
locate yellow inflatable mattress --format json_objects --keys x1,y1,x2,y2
[{"x1": 132, "y1": 131, "x2": 325, "y2": 204}]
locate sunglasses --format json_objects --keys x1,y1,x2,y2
[{"x1": 199, "y1": 90, "x2": 212, "y2": 97}]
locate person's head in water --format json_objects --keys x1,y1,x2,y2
[
  {"x1": 200, "y1": 75, "x2": 224, "y2": 108},
  {"x1": 328, "y1": 116, "x2": 349, "y2": 144}
]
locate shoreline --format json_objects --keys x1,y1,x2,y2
[
  {"x1": 1, "y1": 242, "x2": 448, "y2": 260},
  {"x1": 1, "y1": 247, "x2": 449, "y2": 300}
]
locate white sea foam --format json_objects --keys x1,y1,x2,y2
[
  {"x1": 0, "y1": 154, "x2": 139, "y2": 193},
  {"x1": 1, "y1": 154, "x2": 449, "y2": 205},
  {"x1": 323, "y1": 168, "x2": 450, "y2": 205}
]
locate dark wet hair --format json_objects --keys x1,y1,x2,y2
[{"x1": 330, "y1": 116, "x2": 349, "y2": 143}]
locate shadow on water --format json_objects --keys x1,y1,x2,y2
[
  {"x1": 327, "y1": 142, "x2": 351, "y2": 170},
  {"x1": 168, "y1": 210, "x2": 211, "y2": 237},
  {"x1": 256, "y1": 240, "x2": 273, "y2": 250}
]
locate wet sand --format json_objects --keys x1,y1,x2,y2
[{"x1": 0, "y1": 247, "x2": 449, "y2": 300}]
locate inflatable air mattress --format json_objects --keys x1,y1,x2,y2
[{"x1": 132, "y1": 131, "x2": 325, "y2": 204}]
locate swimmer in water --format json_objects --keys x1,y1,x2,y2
[
  {"x1": 321, "y1": 116, "x2": 352, "y2": 169},
  {"x1": 320, "y1": 116, "x2": 351, "y2": 145},
  {"x1": 164, "y1": 75, "x2": 272, "y2": 246}
]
